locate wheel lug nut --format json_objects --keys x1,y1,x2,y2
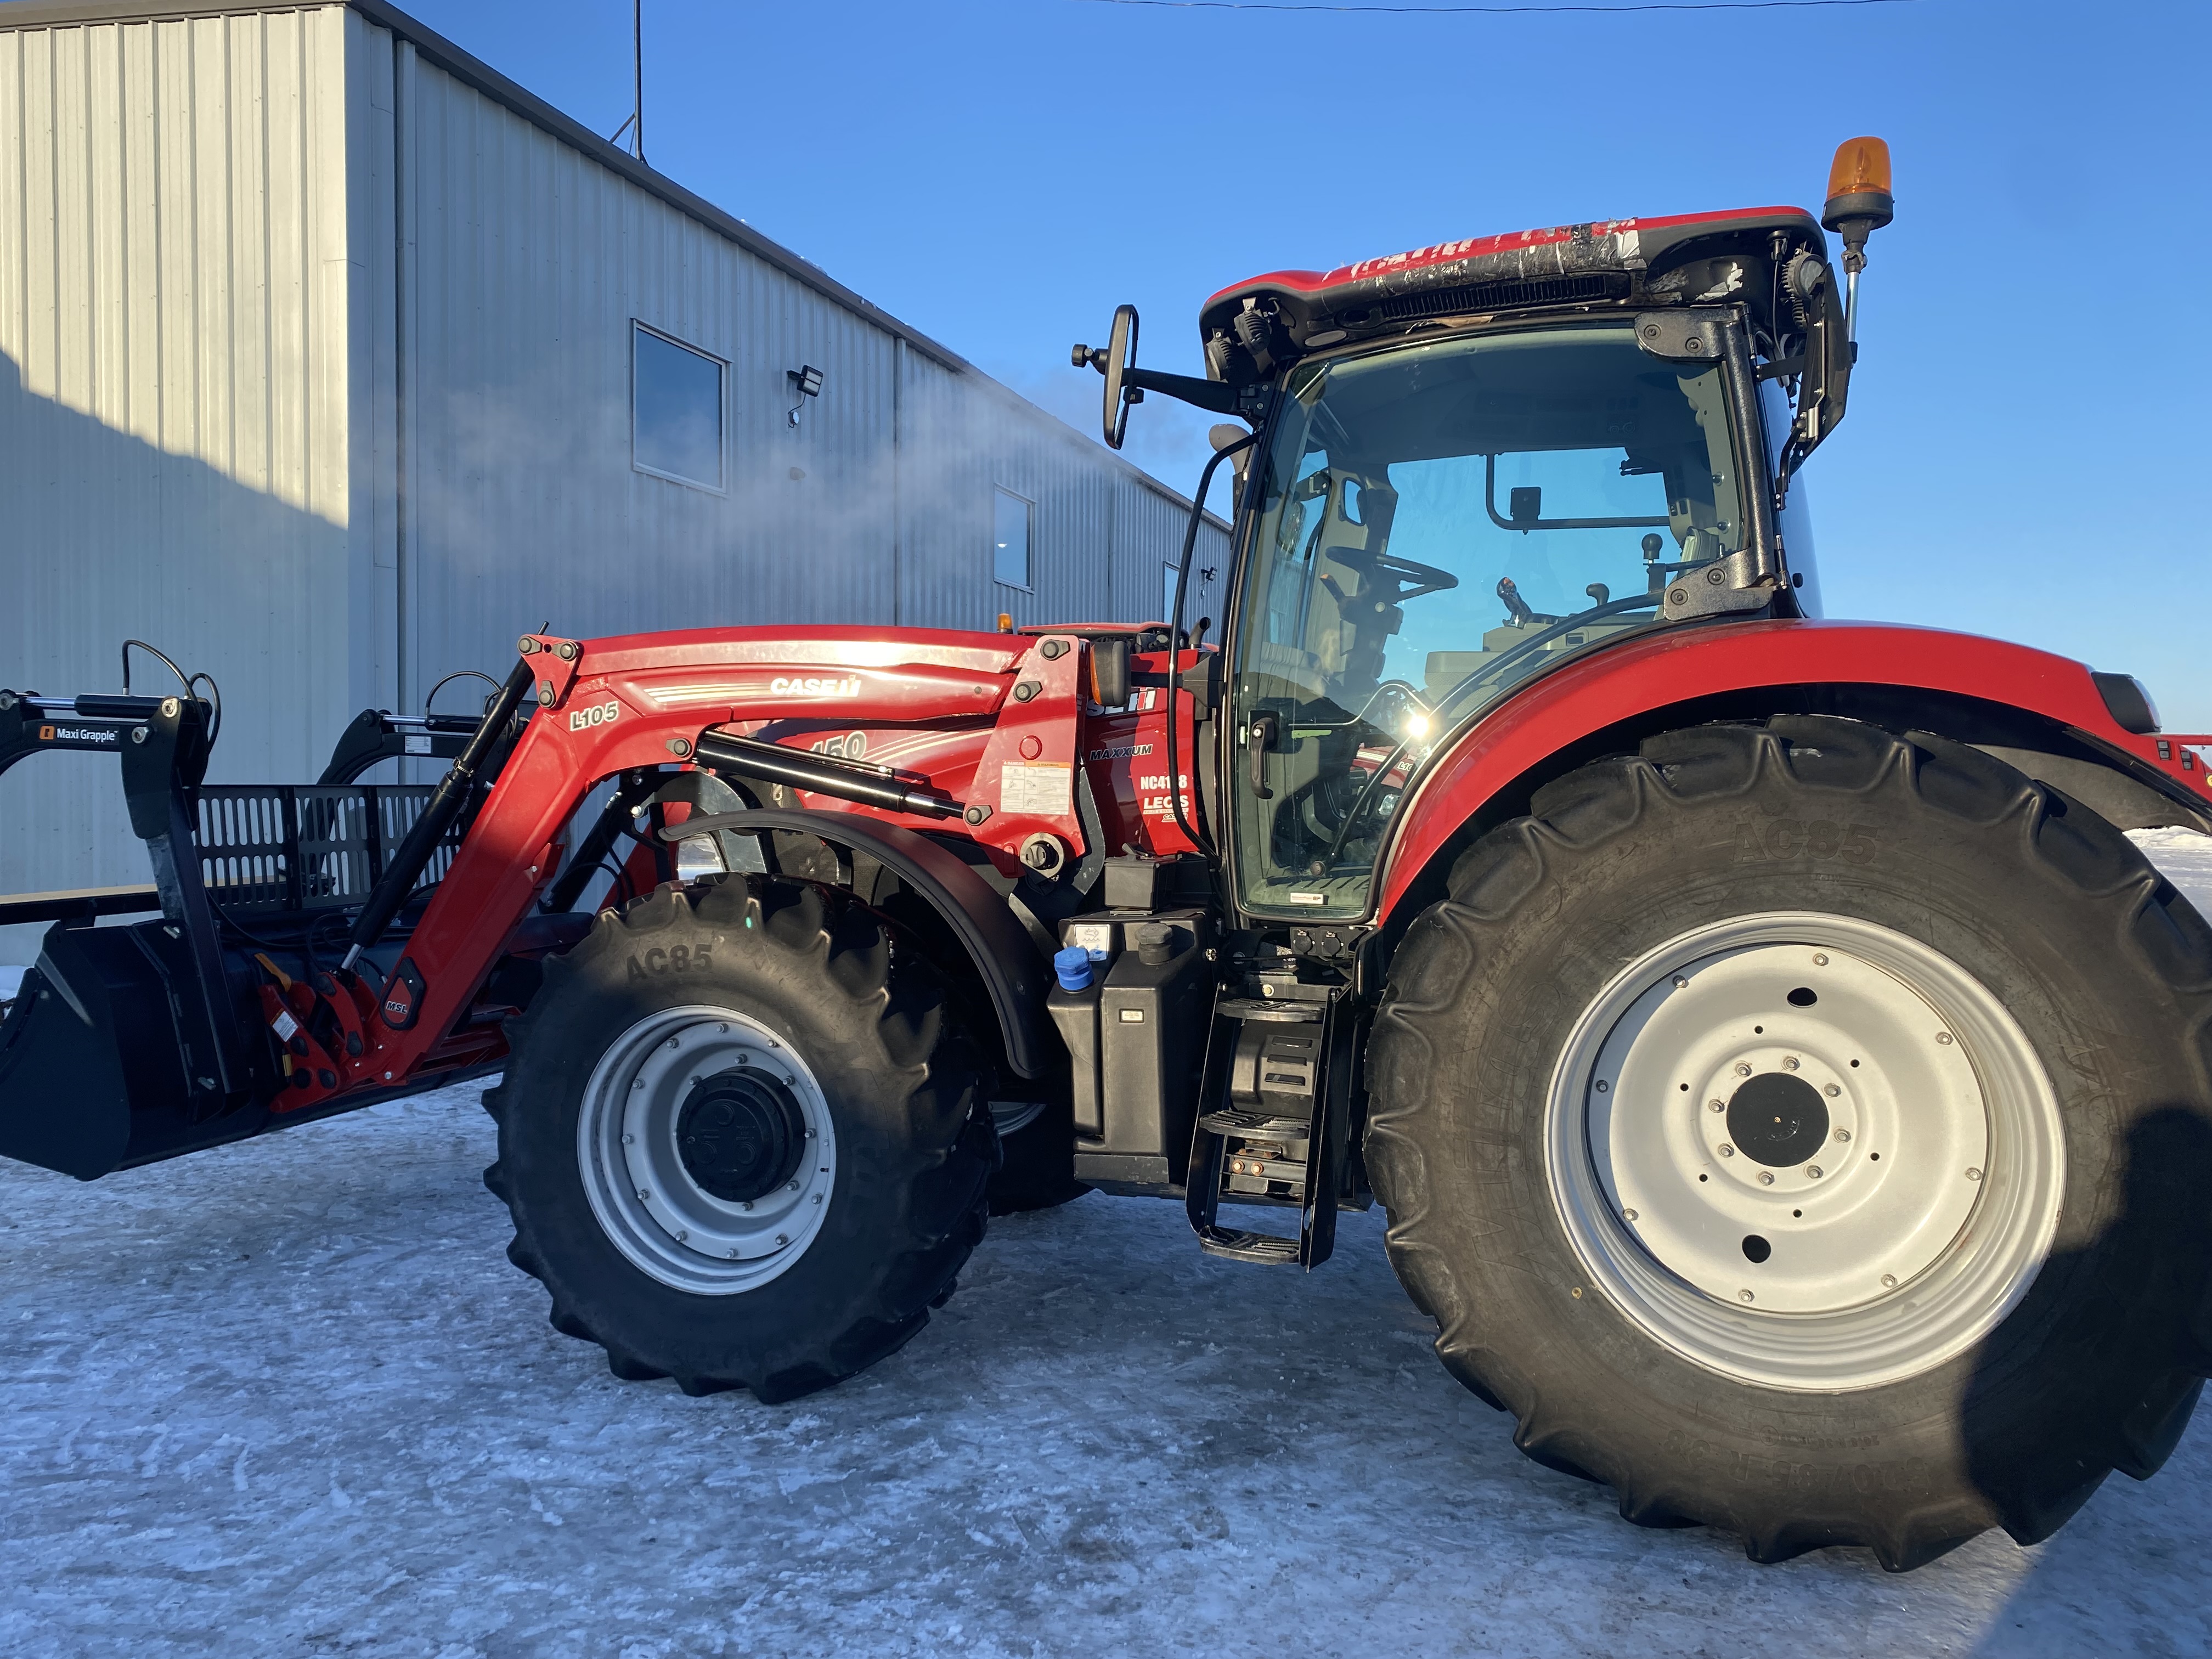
[
  {"x1": 1881, "y1": 1273, "x2": 1898, "y2": 1288},
  {"x1": 1708, "y1": 1099, "x2": 1725, "y2": 1113},
  {"x1": 775, "y1": 1233, "x2": 789, "y2": 1246},
  {"x1": 1623, "y1": 1208, "x2": 1639, "y2": 1221},
  {"x1": 1812, "y1": 953, "x2": 1829, "y2": 966},
  {"x1": 621, "y1": 1133, "x2": 634, "y2": 1145},
  {"x1": 1783, "y1": 1056, "x2": 1800, "y2": 1071},
  {"x1": 637, "y1": 1189, "x2": 651, "y2": 1201},
  {"x1": 675, "y1": 1228, "x2": 689, "y2": 1242},
  {"x1": 1735, "y1": 1062, "x2": 1752, "y2": 1077},
  {"x1": 1966, "y1": 1167, "x2": 1983, "y2": 1182},
  {"x1": 1824, "y1": 1084, "x2": 1841, "y2": 1097},
  {"x1": 1834, "y1": 1127, "x2": 1850, "y2": 1142},
  {"x1": 1719, "y1": 1144, "x2": 1735, "y2": 1157},
  {"x1": 1806, "y1": 1165, "x2": 1823, "y2": 1179},
  {"x1": 1738, "y1": 1289, "x2": 1754, "y2": 1303},
  {"x1": 740, "y1": 1200, "x2": 753, "y2": 1212},
  {"x1": 1758, "y1": 1171, "x2": 1775, "y2": 1186},
  {"x1": 1936, "y1": 1032, "x2": 1954, "y2": 1046},
  {"x1": 1672, "y1": 975, "x2": 1689, "y2": 990}
]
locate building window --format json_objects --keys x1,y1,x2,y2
[
  {"x1": 1163, "y1": 562, "x2": 1180, "y2": 625},
  {"x1": 633, "y1": 323, "x2": 725, "y2": 490},
  {"x1": 993, "y1": 488, "x2": 1032, "y2": 589}
]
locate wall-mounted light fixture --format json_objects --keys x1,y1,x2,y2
[{"x1": 787, "y1": 365, "x2": 824, "y2": 428}]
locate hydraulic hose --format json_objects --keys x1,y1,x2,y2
[{"x1": 339, "y1": 657, "x2": 535, "y2": 971}]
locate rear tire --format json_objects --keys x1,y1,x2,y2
[
  {"x1": 483, "y1": 876, "x2": 995, "y2": 1402},
  {"x1": 1365, "y1": 716, "x2": 2212, "y2": 1567}
]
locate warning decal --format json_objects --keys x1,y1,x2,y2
[{"x1": 1000, "y1": 762, "x2": 1071, "y2": 816}]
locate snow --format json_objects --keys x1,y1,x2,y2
[{"x1": 0, "y1": 833, "x2": 2206, "y2": 1656}]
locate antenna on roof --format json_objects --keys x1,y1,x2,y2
[{"x1": 606, "y1": 1, "x2": 645, "y2": 163}]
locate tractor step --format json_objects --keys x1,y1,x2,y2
[{"x1": 1187, "y1": 988, "x2": 1351, "y2": 1268}]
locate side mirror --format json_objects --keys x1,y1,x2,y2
[{"x1": 1070, "y1": 304, "x2": 1142, "y2": 450}]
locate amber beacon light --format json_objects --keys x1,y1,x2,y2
[{"x1": 1822, "y1": 137, "x2": 1894, "y2": 341}]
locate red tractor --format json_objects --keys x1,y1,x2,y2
[{"x1": 4, "y1": 139, "x2": 2209, "y2": 1569}]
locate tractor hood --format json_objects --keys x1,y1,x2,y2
[{"x1": 1198, "y1": 206, "x2": 1825, "y2": 382}]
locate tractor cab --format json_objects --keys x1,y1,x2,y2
[{"x1": 1076, "y1": 145, "x2": 1894, "y2": 922}]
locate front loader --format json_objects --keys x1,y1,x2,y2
[{"x1": 6, "y1": 139, "x2": 2212, "y2": 1569}]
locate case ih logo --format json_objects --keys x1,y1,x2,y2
[
  {"x1": 567, "y1": 701, "x2": 620, "y2": 732},
  {"x1": 770, "y1": 675, "x2": 861, "y2": 698}
]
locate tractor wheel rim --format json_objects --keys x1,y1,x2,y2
[
  {"x1": 577, "y1": 1004, "x2": 838, "y2": 1295},
  {"x1": 1545, "y1": 912, "x2": 2065, "y2": 1392}
]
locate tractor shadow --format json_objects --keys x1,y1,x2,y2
[{"x1": 1960, "y1": 1105, "x2": 2212, "y2": 1654}]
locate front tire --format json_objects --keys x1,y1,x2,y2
[
  {"x1": 484, "y1": 877, "x2": 996, "y2": 1402},
  {"x1": 1366, "y1": 716, "x2": 2212, "y2": 1567}
]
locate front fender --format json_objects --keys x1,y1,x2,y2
[
  {"x1": 672, "y1": 807, "x2": 1056, "y2": 1079},
  {"x1": 1375, "y1": 619, "x2": 2211, "y2": 926}
]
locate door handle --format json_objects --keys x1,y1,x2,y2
[{"x1": 1247, "y1": 712, "x2": 1277, "y2": 800}]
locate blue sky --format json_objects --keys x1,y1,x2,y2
[{"x1": 410, "y1": 0, "x2": 2211, "y2": 727}]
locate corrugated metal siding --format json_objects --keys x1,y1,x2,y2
[
  {"x1": 0, "y1": 2, "x2": 1229, "y2": 962},
  {"x1": 0, "y1": 6, "x2": 373, "y2": 960},
  {"x1": 391, "y1": 40, "x2": 1224, "y2": 699}
]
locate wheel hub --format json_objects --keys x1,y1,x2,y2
[
  {"x1": 1547, "y1": 912, "x2": 2065, "y2": 1391},
  {"x1": 676, "y1": 1069, "x2": 805, "y2": 1203},
  {"x1": 574, "y1": 1006, "x2": 838, "y2": 1295},
  {"x1": 1725, "y1": 1072, "x2": 1828, "y2": 1167}
]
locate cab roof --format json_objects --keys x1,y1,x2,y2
[{"x1": 1199, "y1": 205, "x2": 1826, "y2": 373}]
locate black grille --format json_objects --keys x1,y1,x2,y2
[
  {"x1": 193, "y1": 784, "x2": 458, "y2": 915},
  {"x1": 1369, "y1": 272, "x2": 1621, "y2": 324}
]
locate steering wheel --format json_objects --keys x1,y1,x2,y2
[{"x1": 1326, "y1": 546, "x2": 1461, "y2": 603}]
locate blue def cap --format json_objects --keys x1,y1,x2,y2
[{"x1": 1053, "y1": 946, "x2": 1094, "y2": 992}]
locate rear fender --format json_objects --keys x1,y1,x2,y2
[{"x1": 1375, "y1": 619, "x2": 2212, "y2": 928}]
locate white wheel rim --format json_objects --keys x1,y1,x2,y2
[
  {"x1": 1545, "y1": 912, "x2": 2064, "y2": 1391},
  {"x1": 577, "y1": 1004, "x2": 837, "y2": 1295}
]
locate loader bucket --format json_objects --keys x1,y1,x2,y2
[{"x1": 0, "y1": 921, "x2": 248, "y2": 1179}]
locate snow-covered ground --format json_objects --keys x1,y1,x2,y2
[{"x1": 1, "y1": 835, "x2": 2208, "y2": 1658}]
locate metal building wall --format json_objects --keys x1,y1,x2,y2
[
  {"x1": 0, "y1": 4, "x2": 385, "y2": 961},
  {"x1": 388, "y1": 34, "x2": 1227, "y2": 704},
  {"x1": 0, "y1": 0, "x2": 1229, "y2": 964}
]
